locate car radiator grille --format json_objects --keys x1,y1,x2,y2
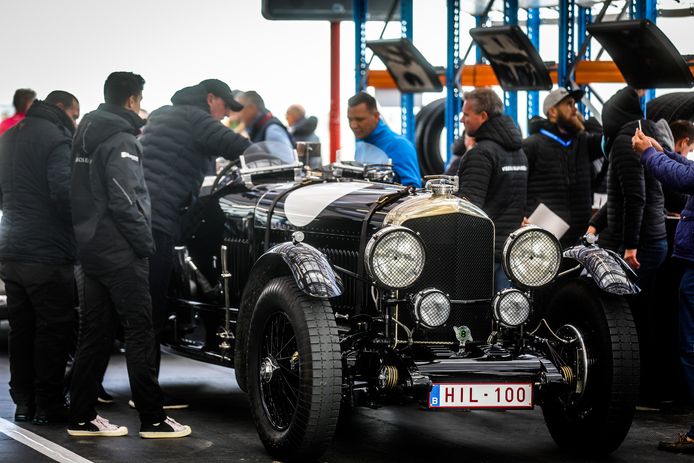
[{"x1": 400, "y1": 213, "x2": 495, "y2": 345}]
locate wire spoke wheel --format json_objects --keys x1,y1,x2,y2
[
  {"x1": 247, "y1": 276, "x2": 342, "y2": 462},
  {"x1": 259, "y1": 312, "x2": 300, "y2": 430}
]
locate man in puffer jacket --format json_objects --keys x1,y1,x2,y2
[
  {"x1": 589, "y1": 86, "x2": 674, "y2": 406},
  {"x1": 456, "y1": 87, "x2": 528, "y2": 290},
  {"x1": 140, "y1": 80, "x2": 250, "y2": 407},
  {"x1": 523, "y1": 88, "x2": 604, "y2": 248},
  {"x1": 634, "y1": 128, "x2": 694, "y2": 453},
  {"x1": 0, "y1": 91, "x2": 79, "y2": 425},
  {"x1": 593, "y1": 86, "x2": 670, "y2": 278}
]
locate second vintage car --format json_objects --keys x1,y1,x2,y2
[{"x1": 164, "y1": 142, "x2": 640, "y2": 461}]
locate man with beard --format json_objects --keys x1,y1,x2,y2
[
  {"x1": 523, "y1": 88, "x2": 604, "y2": 248},
  {"x1": 456, "y1": 87, "x2": 527, "y2": 290}
]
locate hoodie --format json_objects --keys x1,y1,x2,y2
[
  {"x1": 141, "y1": 84, "x2": 251, "y2": 236},
  {"x1": 457, "y1": 114, "x2": 528, "y2": 258},
  {"x1": 594, "y1": 86, "x2": 668, "y2": 250},
  {"x1": 70, "y1": 103, "x2": 154, "y2": 274}
]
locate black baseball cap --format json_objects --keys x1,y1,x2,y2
[{"x1": 200, "y1": 79, "x2": 244, "y2": 112}]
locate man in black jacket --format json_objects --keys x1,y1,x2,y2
[
  {"x1": 0, "y1": 91, "x2": 79, "y2": 424},
  {"x1": 456, "y1": 87, "x2": 528, "y2": 290},
  {"x1": 68, "y1": 72, "x2": 190, "y2": 438},
  {"x1": 523, "y1": 88, "x2": 604, "y2": 248},
  {"x1": 140, "y1": 79, "x2": 250, "y2": 407}
]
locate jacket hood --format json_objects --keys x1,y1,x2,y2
[
  {"x1": 473, "y1": 114, "x2": 523, "y2": 150},
  {"x1": 651, "y1": 118, "x2": 675, "y2": 152},
  {"x1": 171, "y1": 84, "x2": 209, "y2": 111},
  {"x1": 291, "y1": 115, "x2": 317, "y2": 137},
  {"x1": 26, "y1": 100, "x2": 75, "y2": 135},
  {"x1": 74, "y1": 103, "x2": 144, "y2": 155},
  {"x1": 602, "y1": 86, "x2": 643, "y2": 139}
]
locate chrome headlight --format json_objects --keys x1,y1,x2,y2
[
  {"x1": 502, "y1": 226, "x2": 561, "y2": 288},
  {"x1": 365, "y1": 226, "x2": 425, "y2": 289},
  {"x1": 413, "y1": 289, "x2": 451, "y2": 328},
  {"x1": 493, "y1": 289, "x2": 531, "y2": 327}
]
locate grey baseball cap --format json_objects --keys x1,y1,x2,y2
[{"x1": 542, "y1": 88, "x2": 585, "y2": 116}]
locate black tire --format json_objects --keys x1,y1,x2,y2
[
  {"x1": 541, "y1": 277, "x2": 639, "y2": 455},
  {"x1": 246, "y1": 276, "x2": 342, "y2": 462},
  {"x1": 415, "y1": 98, "x2": 446, "y2": 176}
]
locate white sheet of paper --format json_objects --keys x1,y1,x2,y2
[{"x1": 528, "y1": 203, "x2": 570, "y2": 240}]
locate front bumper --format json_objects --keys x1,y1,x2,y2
[{"x1": 414, "y1": 354, "x2": 565, "y2": 385}]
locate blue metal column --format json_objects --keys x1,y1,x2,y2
[
  {"x1": 577, "y1": 5, "x2": 591, "y2": 118},
  {"x1": 634, "y1": 0, "x2": 657, "y2": 111},
  {"x1": 503, "y1": 0, "x2": 518, "y2": 124},
  {"x1": 400, "y1": 0, "x2": 415, "y2": 141},
  {"x1": 558, "y1": 0, "x2": 575, "y2": 89},
  {"x1": 526, "y1": 8, "x2": 540, "y2": 120},
  {"x1": 445, "y1": 0, "x2": 461, "y2": 164},
  {"x1": 475, "y1": 15, "x2": 484, "y2": 63},
  {"x1": 354, "y1": 0, "x2": 367, "y2": 93}
]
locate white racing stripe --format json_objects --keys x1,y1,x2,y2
[{"x1": 0, "y1": 418, "x2": 93, "y2": 463}]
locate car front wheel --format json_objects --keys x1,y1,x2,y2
[
  {"x1": 246, "y1": 276, "x2": 342, "y2": 462},
  {"x1": 541, "y1": 277, "x2": 639, "y2": 455}
]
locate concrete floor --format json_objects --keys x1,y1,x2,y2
[{"x1": 0, "y1": 320, "x2": 692, "y2": 462}]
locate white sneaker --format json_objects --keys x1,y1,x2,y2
[
  {"x1": 67, "y1": 415, "x2": 128, "y2": 437},
  {"x1": 139, "y1": 416, "x2": 191, "y2": 439}
]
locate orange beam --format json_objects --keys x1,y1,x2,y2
[{"x1": 367, "y1": 61, "x2": 694, "y2": 88}]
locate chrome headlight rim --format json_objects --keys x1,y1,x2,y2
[
  {"x1": 412, "y1": 288, "x2": 451, "y2": 329},
  {"x1": 365, "y1": 225, "x2": 426, "y2": 289},
  {"x1": 502, "y1": 225, "x2": 562, "y2": 289},
  {"x1": 492, "y1": 288, "x2": 531, "y2": 328}
]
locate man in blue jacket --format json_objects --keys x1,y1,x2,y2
[
  {"x1": 347, "y1": 92, "x2": 421, "y2": 187},
  {"x1": 634, "y1": 128, "x2": 694, "y2": 453}
]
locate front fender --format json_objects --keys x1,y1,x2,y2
[
  {"x1": 263, "y1": 241, "x2": 343, "y2": 298},
  {"x1": 562, "y1": 245, "x2": 640, "y2": 295}
]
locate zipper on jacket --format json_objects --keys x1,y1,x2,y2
[{"x1": 112, "y1": 178, "x2": 133, "y2": 206}]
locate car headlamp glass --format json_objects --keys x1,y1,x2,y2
[
  {"x1": 492, "y1": 289, "x2": 531, "y2": 327},
  {"x1": 365, "y1": 226, "x2": 425, "y2": 289},
  {"x1": 413, "y1": 289, "x2": 451, "y2": 328},
  {"x1": 502, "y1": 226, "x2": 561, "y2": 288}
]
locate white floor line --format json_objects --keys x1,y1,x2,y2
[{"x1": 0, "y1": 418, "x2": 93, "y2": 463}]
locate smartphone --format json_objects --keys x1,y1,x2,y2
[{"x1": 638, "y1": 120, "x2": 642, "y2": 131}]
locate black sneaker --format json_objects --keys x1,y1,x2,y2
[
  {"x1": 139, "y1": 417, "x2": 191, "y2": 439},
  {"x1": 14, "y1": 403, "x2": 34, "y2": 422},
  {"x1": 32, "y1": 404, "x2": 69, "y2": 425},
  {"x1": 658, "y1": 432, "x2": 694, "y2": 453},
  {"x1": 129, "y1": 395, "x2": 189, "y2": 410},
  {"x1": 97, "y1": 384, "x2": 115, "y2": 404},
  {"x1": 67, "y1": 415, "x2": 128, "y2": 437}
]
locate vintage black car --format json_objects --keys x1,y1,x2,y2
[{"x1": 165, "y1": 142, "x2": 640, "y2": 461}]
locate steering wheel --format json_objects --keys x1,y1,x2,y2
[{"x1": 211, "y1": 158, "x2": 240, "y2": 193}]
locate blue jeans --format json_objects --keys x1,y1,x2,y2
[{"x1": 679, "y1": 266, "x2": 694, "y2": 437}]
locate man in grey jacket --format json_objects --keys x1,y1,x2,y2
[{"x1": 140, "y1": 80, "x2": 251, "y2": 408}]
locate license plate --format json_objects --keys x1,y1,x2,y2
[{"x1": 429, "y1": 383, "x2": 533, "y2": 409}]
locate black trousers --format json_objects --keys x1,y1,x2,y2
[
  {"x1": 69, "y1": 259, "x2": 165, "y2": 425},
  {"x1": 149, "y1": 229, "x2": 175, "y2": 375},
  {"x1": 1, "y1": 261, "x2": 76, "y2": 410}
]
